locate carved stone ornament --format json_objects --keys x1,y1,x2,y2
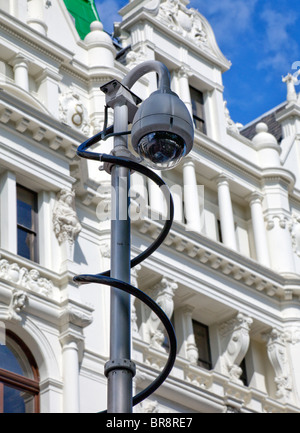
[
  {"x1": 0, "y1": 257, "x2": 54, "y2": 297},
  {"x1": 218, "y1": 313, "x2": 253, "y2": 384},
  {"x1": 59, "y1": 88, "x2": 90, "y2": 135},
  {"x1": 146, "y1": 277, "x2": 178, "y2": 350},
  {"x1": 265, "y1": 214, "x2": 291, "y2": 231},
  {"x1": 224, "y1": 101, "x2": 243, "y2": 134},
  {"x1": 131, "y1": 265, "x2": 142, "y2": 337},
  {"x1": 157, "y1": 0, "x2": 208, "y2": 47},
  {"x1": 8, "y1": 290, "x2": 28, "y2": 321},
  {"x1": 282, "y1": 72, "x2": 300, "y2": 105},
  {"x1": 53, "y1": 189, "x2": 82, "y2": 245},
  {"x1": 262, "y1": 328, "x2": 292, "y2": 402},
  {"x1": 290, "y1": 214, "x2": 300, "y2": 256},
  {"x1": 126, "y1": 45, "x2": 148, "y2": 69}
]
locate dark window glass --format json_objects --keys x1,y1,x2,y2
[
  {"x1": 240, "y1": 358, "x2": 248, "y2": 386},
  {"x1": 192, "y1": 320, "x2": 212, "y2": 370},
  {"x1": 17, "y1": 185, "x2": 38, "y2": 262},
  {"x1": 217, "y1": 219, "x2": 223, "y2": 243},
  {"x1": 0, "y1": 331, "x2": 39, "y2": 413},
  {"x1": 190, "y1": 87, "x2": 206, "y2": 134},
  {"x1": 3, "y1": 385, "x2": 27, "y2": 413},
  {"x1": 0, "y1": 346, "x2": 24, "y2": 375}
]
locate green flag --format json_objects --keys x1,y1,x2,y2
[{"x1": 63, "y1": 0, "x2": 101, "y2": 40}]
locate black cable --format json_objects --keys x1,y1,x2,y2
[{"x1": 74, "y1": 117, "x2": 177, "y2": 411}]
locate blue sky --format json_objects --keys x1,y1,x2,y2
[{"x1": 94, "y1": 0, "x2": 300, "y2": 127}]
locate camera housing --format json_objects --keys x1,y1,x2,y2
[{"x1": 131, "y1": 88, "x2": 194, "y2": 170}]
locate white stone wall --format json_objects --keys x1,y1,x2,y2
[{"x1": 0, "y1": 0, "x2": 299, "y2": 413}]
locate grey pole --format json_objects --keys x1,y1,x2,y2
[{"x1": 105, "y1": 102, "x2": 135, "y2": 413}]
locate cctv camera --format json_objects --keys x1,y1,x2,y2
[{"x1": 131, "y1": 88, "x2": 194, "y2": 170}]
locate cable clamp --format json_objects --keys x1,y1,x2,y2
[{"x1": 104, "y1": 359, "x2": 136, "y2": 377}]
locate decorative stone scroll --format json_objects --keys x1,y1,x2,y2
[
  {"x1": 262, "y1": 328, "x2": 292, "y2": 402},
  {"x1": 146, "y1": 277, "x2": 178, "y2": 350},
  {"x1": 218, "y1": 313, "x2": 253, "y2": 384},
  {"x1": 53, "y1": 189, "x2": 82, "y2": 245}
]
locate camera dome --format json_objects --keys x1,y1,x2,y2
[{"x1": 131, "y1": 89, "x2": 194, "y2": 170}]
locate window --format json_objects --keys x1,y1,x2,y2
[
  {"x1": 192, "y1": 320, "x2": 212, "y2": 370},
  {"x1": 190, "y1": 86, "x2": 206, "y2": 134},
  {"x1": 17, "y1": 185, "x2": 38, "y2": 262},
  {"x1": 239, "y1": 358, "x2": 248, "y2": 386},
  {"x1": 217, "y1": 219, "x2": 223, "y2": 243},
  {"x1": 0, "y1": 331, "x2": 40, "y2": 413}
]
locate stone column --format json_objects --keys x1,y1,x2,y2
[
  {"x1": 216, "y1": 174, "x2": 237, "y2": 250},
  {"x1": 0, "y1": 171, "x2": 17, "y2": 254},
  {"x1": 148, "y1": 171, "x2": 165, "y2": 218},
  {"x1": 248, "y1": 192, "x2": 270, "y2": 267},
  {"x1": 27, "y1": 0, "x2": 48, "y2": 35},
  {"x1": 12, "y1": 55, "x2": 29, "y2": 92},
  {"x1": 177, "y1": 66, "x2": 193, "y2": 116},
  {"x1": 183, "y1": 158, "x2": 202, "y2": 233},
  {"x1": 60, "y1": 335, "x2": 80, "y2": 413},
  {"x1": 59, "y1": 306, "x2": 93, "y2": 413},
  {"x1": 265, "y1": 212, "x2": 295, "y2": 276}
]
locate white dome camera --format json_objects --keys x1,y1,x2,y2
[{"x1": 131, "y1": 88, "x2": 194, "y2": 170}]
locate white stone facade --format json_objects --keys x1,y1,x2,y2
[{"x1": 0, "y1": 0, "x2": 300, "y2": 413}]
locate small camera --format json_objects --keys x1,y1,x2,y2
[{"x1": 131, "y1": 89, "x2": 194, "y2": 170}]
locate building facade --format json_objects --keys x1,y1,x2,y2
[{"x1": 0, "y1": 0, "x2": 300, "y2": 413}]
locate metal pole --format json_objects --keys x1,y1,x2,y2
[{"x1": 105, "y1": 103, "x2": 135, "y2": 413}]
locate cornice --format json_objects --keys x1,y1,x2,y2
[
  {"x1": 131, "y1": 214, "x2": 300, "y2": 302},
  {"x1": 133, "y1": 338, "x2": 300, "y2": 412},
  {"x1": 192, "y1": 133, "x2": 261, "y2": 189},
  {"x1": 0, "y1": 88, "x2": 85, "y2": 164},
  {"x1": 261, "y1": 168, "x2": 296, "y2": 192},
  {"x1": 60, "y1": 61, "x2": 125, "y2": 86},
  {"x1": 193, "y1": 132, "x2": 296, "y2": 195},
  {"x1": 276, "y1": 103, "x2": 300, "y2": 123},
  {"x1": 0, "y1": 10, "x2": 74, "y2": 66}
]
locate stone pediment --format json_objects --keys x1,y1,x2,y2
[{"x1": 118, "y1": 0, "x2": 230, "y2": 71}]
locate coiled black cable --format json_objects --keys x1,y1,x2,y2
[{"x1": 73, "y1": 113, "x2": 177, "y2": 410}]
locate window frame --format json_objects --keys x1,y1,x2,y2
[
  {"x1": 16, "y1": 184, "x2": 39, "y2": 263},
  {"x1": 190, "y1": 86, "x2": 206, "y2": 134},
  {"x1": 0, "y1": 331, "x2": 40, "y2": 413},
  {"x1": 192, "y1": 319, "x2": 212, "y2": 370}
]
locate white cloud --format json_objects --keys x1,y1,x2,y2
[
  {"x1": 260, "y1": 7, "x2": 297, "y2": 51},
  {"x1": 190, "y1": 0, "x2": 258, "y2": 46},
  {"x1": 258, "y1": 6, "x2": 299, "y2": 73}
]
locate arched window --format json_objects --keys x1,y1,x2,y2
[{"x1": 0, "y1": 330, "x2": 40, "y2": 413}]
